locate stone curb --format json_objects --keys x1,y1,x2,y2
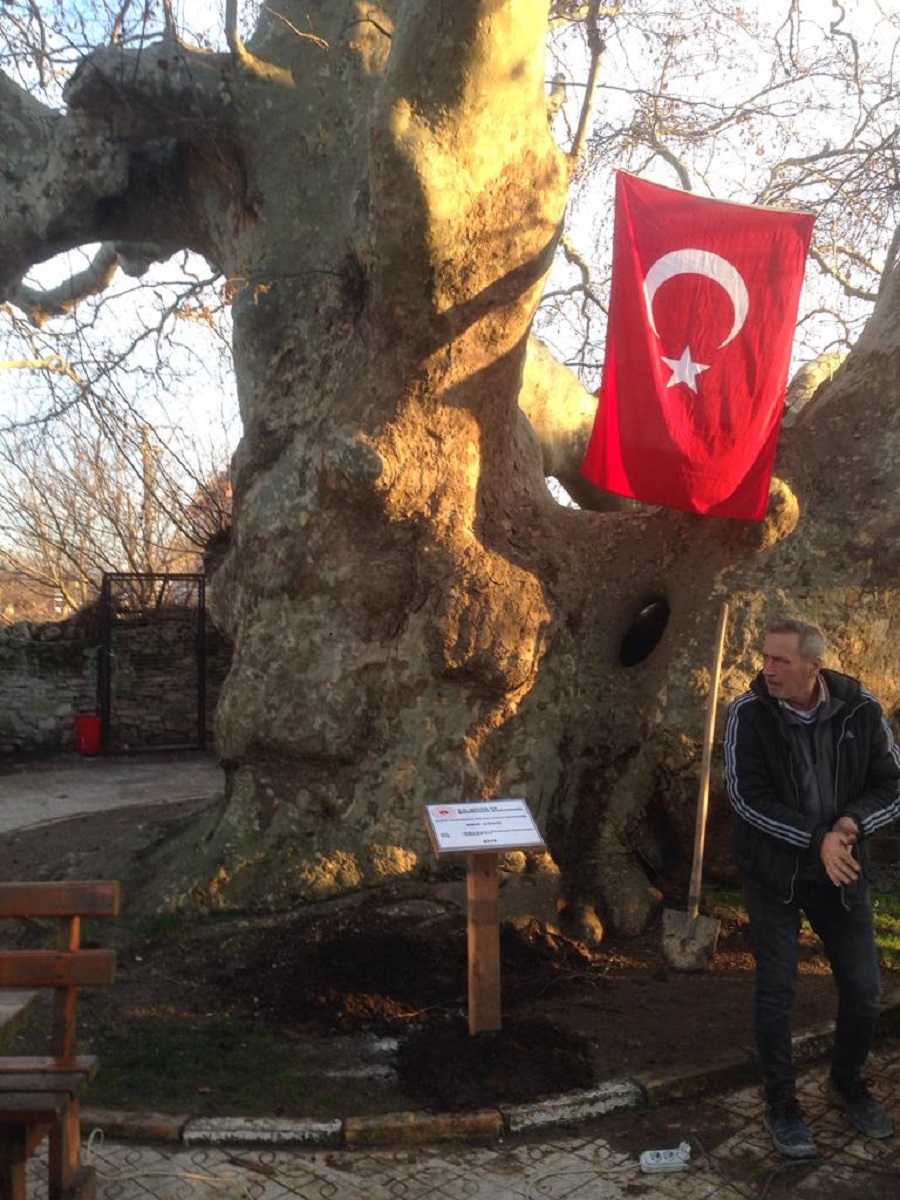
[
  {"x1": 184, "y1": 1116, "x2": 343, "y2": 1149},
  {"x1": 68, "y1": 991, "x2": 900, "y2": 1151},
  {"x1": 345, "y1": 1108, "x2": 503, "y2": 1148},
  {"x1": 500, "y1": 1079, "x2": 642, "y2": 1135},
  {"x1": 82, "y1": 1109, "x2": 190, "y2": 1144},
  {"x1": 631, "y1": 1050, "x2": 759, "y2": 1107}
]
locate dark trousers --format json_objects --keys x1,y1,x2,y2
[{"x1": 744, "y1": 876, "x2": 882, "y2": 1100}]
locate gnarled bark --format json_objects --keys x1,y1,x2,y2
[{"x1": 1, "y1": 0, "x2": 897, "y2": 934}]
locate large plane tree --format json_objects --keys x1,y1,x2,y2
[{"x1": 1, "y1": 0, "x2": 898, "y2": 933}]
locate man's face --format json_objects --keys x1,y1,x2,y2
[{"x1": 761, "y1": 632, "x2": 822, "y2": 707}]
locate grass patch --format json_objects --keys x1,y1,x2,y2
[
  {"x1": 83, "y1": 1015, "x2": 333, "y2": 1117},
  {"x1": 3, "y1": 992, "x2": 405, "y2": 1119},
  {"x1": 706, "y1": 886, "x2": 745, "y2": 919},
  {"x1": 708, "y1": 885, "x2": 900, "y2": 971},
  {"x1": 126, "y1": 911, "x2": 187, "y2": 950},
  {"x1": 872, "y1": 890, "x2": 900, "y2": 971}
]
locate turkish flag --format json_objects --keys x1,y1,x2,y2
[{"x1": 581, "y1": 173, "x2": 815, "y2": 519}]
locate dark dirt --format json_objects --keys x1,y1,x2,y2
[{"x1": 1, "y1": 797, "x2": 889, "y2": 1116}]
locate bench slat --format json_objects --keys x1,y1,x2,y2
[
  {"x1": 0, "y1": 951, "x2": 115, "y2": 988},
  {"x1": 0, "y1": 880, "x2": 118, "y2": 1200},
  {"x1": 0, "y1": 1092, "x2": 71, "y2": 1121},
  {"x1": 0, "y1": 1073, "x2": 89, "y2": 1095},
  {"x1": 0, "y1": 882, "x2": 121, "y2": 919},
  {"x1": 0, "y1": 1057, "x2": 97, "y2": 1078}
]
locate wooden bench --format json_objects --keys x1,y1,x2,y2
[{"x1": 0, "y1": 881, "x2": 120, "y2": 1200}]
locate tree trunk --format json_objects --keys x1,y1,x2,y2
[{"x1": 2, "y1": 1, "x2": 897, "y2": 934}]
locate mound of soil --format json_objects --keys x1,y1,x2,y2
[
  {"x1": 199, "y1": 902, "x2": 839, "y2": 1109},
  {"x1": 398, "y1": 1016, "x2": 595, "y2": 1109},
  {"x1": 2, "y1": 797, "x2": 886, "y2": 1115},
  {"x1": 207, "y1": 908, "x2": 610, "y2": 1107}
]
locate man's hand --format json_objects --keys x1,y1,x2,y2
[
  {"x1": 833, "y1": 815, "x2": 860, "y2": 844},
  {"x1": 821, "y1": 821, "x2": 861, "y2": 887}
]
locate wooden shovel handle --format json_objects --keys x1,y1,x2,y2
[{"x1": 687, "y1": 600, "x2": 729, "y2": 920}]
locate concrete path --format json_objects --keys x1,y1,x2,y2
[
  {"x1": 24, "y1": 1042, "x2": 900, "y2": 1198},
  {"x1": 0, "y1": 751, "x2": 224, "y2": 834}
]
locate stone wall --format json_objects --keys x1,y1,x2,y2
[
  {"x1": 104, "y1": 611, "x2": 231, "y2": 753},
  {"x1": 0, "y1": 613, "x2": 230, "y2": 760}
]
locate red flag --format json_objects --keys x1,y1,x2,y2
[{"x1": 581, "y1": 173, "x2": 815, "y2": 519}]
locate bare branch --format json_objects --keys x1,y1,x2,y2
[
  {"x1": 569, "y1": 1, "x2": 611, "y2": 166},
  {"x1": 642, "y1": 129, "x2": 693, "y2": 191},
  {"x1": 225, "y1": 0, "x2": 294, "y2": 84},
  {"x1": 883, "y1": 223, "x2": 900, "y2": 279},
  {"x1": 110, "y1": 1, "x2": 134, "y2": 46},
  {"x1": 24, "y1": 0, "x2": 50, "y2": 88},
  {"x1": 559, "y1": 235, "x2": 606, "y2": 312},
  {"x1": 0, "y1": 356, "x2": 76, "y2": 376},
  {"x1": 550, "y1": 1, "x2": 622, "y2": 27},
  {"x1": 1, "y1": 47, "x2": 218, "y2": 299},
  {"x1": 809, "y1": 245, "x2": 879, "y2": 303},
  {"x1": 161, "y1": 0, "x2": 178, "y2": 40},
  {"x1": 10, "y1": 245, "x2": 120, "y2": 327},
  {"x1": 518, "y1": 336, "x2": 622, "y2": 511},
  {"x1": 829, "y1": 1, "x2": 861, "y2": 86},
  {"x1": 262, "y1": 6, "x2": 330, "y2": 52},
  {"x1": 224, "y1": 0, "x2": 244, "y2": 58}
]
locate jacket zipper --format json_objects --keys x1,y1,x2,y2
[
  {"x1": 835, "y1": 699, "x2": 866, "y2": 908},
  {"x1": 834, "y1": 698, "x2": 866, "y2": 820},
  {"x1": 777, "y1": 721, "x2": 802, "y2": 903}
]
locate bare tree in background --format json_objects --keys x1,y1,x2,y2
[{"x1": 0, "y1": 404, "x2": 232, "y2": 622}]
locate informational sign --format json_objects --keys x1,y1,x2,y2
[{"x1": 424, "y1": 798, "x2": 545, "y2": 857}]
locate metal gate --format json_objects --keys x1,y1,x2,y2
[{"x1": 98, "y1": 573, "x2": 208, "y2": 754}]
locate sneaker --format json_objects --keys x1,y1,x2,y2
[
  {"x1": 828, "y1": 1076, "x2": 893, "y2": 1139},
  {"x1": 763, "y1": 1095, "x2": 818, "y2": 1158}
]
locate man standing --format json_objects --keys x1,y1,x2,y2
[{"x1": 725, "y1": 617, "x2": 900, "y2": 1159}]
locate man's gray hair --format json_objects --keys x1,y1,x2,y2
[{"x1": 765, "y1": 617, "x2": 826, "y2": 662}]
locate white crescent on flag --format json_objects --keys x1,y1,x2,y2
[{"x1": 644, "y1": 248, "x2": 750, "y2": 348}]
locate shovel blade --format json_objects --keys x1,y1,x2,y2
[{"x1": 661, "y1": 907, "x2": 721, "y2": 972}]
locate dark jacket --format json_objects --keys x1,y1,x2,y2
[{"x1": 725, "y1": 668, "x2": 900, "y2": 899}]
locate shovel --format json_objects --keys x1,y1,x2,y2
[{"x1": 661, "y1": 600, "x2": 729, "y2": 971}]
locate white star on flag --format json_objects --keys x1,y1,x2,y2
[{"x1": 661, "y1": 346, "x2": 709, "y2": 392}]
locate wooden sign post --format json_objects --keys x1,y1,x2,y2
[
  {"x1": 424, "y1": 799, "x2": 545, "y2": 1035},
  {"x1": 466, "y1": 851, "x2": 500, "y2": 1034}
]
